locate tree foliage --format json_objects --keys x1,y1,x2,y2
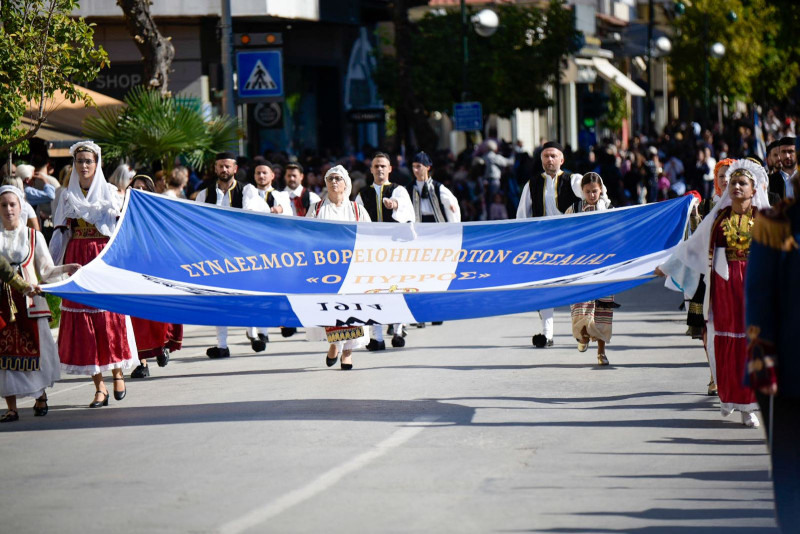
[
  {"x1": 375, "y1": 0, "x2": 582, "y2": 120},
  {"x1": 602, "y1": 85, "x2": 627, "y2": 134},
  {"x1": 667, "y1": 0, "x2": 778, "y2": 108},
  {"x1": 0, "y1": 0, "x2": 108, "y2": 153},
  {"x1": 83, "y1": 86, "x2": 239, "y2": 172}
]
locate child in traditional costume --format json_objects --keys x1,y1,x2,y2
[{"x1": 565, "y1": 173, "x2": 615, "y2": 366}]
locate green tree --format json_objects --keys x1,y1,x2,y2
[
  {"x1": 0, "y1": 0, "x2": 108, "y2": 154},
  {"x1": 753, "y1": 0, "x2": 800, "y2": 108},
  {"x1": 375, "y1": 0, "x2": 581, "y2": 150},
  {"x1": 83, "y1": 86, "x2": 239, "y2": 173},
  {"x1": 668, "y1": 0, "x2": 775, "y2": 112},
  {"x1": 602, "y1": 85, "x2": 627, "y2": 134}
]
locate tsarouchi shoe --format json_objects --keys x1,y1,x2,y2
[
  {"x1": 280, "y1": 327, "x2": 297, "y2": 338},
  {"x1": 366, "y1": 339, "x2": 385, "y2": 351},
  {"x1": 130, "y1": 364, "x2": 150, "y2": 378},
  {"x1": 156, "y1": 348, "x2": 170, "y2": 367},
  {"x1": 391, "y1": 334, "x2": 406, "y2": 348},
  {"x1": 206, "y1": 347, "x2": 231, "y2": 359},
  {"x1": 742, "y1": 412, "x2": 760, "y2": 428}
]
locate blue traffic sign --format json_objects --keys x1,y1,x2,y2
[
  {"x1": 236, "y1": 50, "x2": 283, "y2": 99},
  {"x1": 453, "y1": 101, "x2": 483, "y2": 131}
]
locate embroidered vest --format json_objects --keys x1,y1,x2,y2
[
  {"x1": 359, "y1": 183, "x2": 399, "y2": 222},
  {"x1": 205, "y1": 181, "x2": 244, "y2": 208},
  {"x1": 528, "y1": 170, "x2": 576, "y2": 217}
]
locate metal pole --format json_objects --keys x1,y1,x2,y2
[
  {"x1": 646, "y1": 0, "x2": 653, "y2": 137},
  {"x1": 461, "y1": 0, "x2": 468, "y2": 101},
  {"x1": 703, "y1": 14, "x2": 710, "y2": 128},
  {"x1": 220, "y1": 0, "x2": 236, "y2": 119}
]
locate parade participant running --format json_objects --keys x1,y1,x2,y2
[
  {"x1": 50, "y1": 141, "x2": 138, "y2": 408},
  {"x1": 357, "y1": 152, "x2": 414, "y2": 350},
  {"x1": 657, "y1": 158, "x2": 770, "y2": 428},
  {"x1": 565, "y1": 173, "x2": 615, "y2": 366},
  {"x1": 306, "y1": 165, "x2": 371, "y2": 370},
  {"x1": 0, "y1": 186, "x2": 78, "y2": 422},
  {"x1": 196, "y1": 152, "x2": 261, "y2": 359},
  {"x1": 127, "y1": 175, "x2": 183, "y2": 378},
  {"x1": 516, "y1": 141, "x2": 579, "y2": 348}
]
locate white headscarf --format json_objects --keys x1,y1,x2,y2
[
  {"x1": 570, "y1": 172, "x2": 611, "y2": 211},
  {"x1": 324, "y1": 165, "x2": 352, "y2": 199},
  {"x1": 0, "y1": 185, "x2": 31, "y2": 264},
  {"x1": 660, "y1": 158, "x2": 770, "y2": 296},
  {"x1": 51, "y1": 141, "x2": 121, "y2": 236}
]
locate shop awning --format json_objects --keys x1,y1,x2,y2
[
  {"x1": 21, "y1": 84, "x2": 124, "y2": 157},
  {"x1": 591, "y1": 57, "x2": 646, "y2": 97}
]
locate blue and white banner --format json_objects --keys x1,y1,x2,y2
[{"x1": 44, "y1": 191, "x2": 692, "y2": 327}]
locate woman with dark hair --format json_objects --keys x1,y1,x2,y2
[
  {"x1": 658, "y1": 159, "x2": 771, "y2": 428},
  {"x1": 0, "y1": 186, "x2": 79, "y2": 422},
  {"x1": 50, "y1": 141, "x2": 138, "y2": 408}
]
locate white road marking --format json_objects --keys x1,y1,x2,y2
[{"x1": 217, "y1": 415, "x2": 440, "y2": 534}]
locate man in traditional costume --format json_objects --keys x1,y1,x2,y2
[
  {"x1": 356, "y1": 152, "x2": 414, "y2": 350},
  {"x1": 516, "y1": 141, "x2": 579, "y2": 348},
  {"x1": 746, "y1": 175, "x2": 800, "y2": 531},
  {"x1": 283, "y1": 163, "x2": 320, "y2": 217},
  {"x1": 196, "y1": 152, "x2": 261, "y2": 358},
  {"x1": 241, "y1": 159, "x2": 291, "y2": 351},
  {"x1": 406, "y1": 151, "x2": 460, "y2": 224},
  {"x1": 50, "y1": 141, "x2": 138, "y2": 407}
]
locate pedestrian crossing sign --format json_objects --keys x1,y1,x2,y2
[{"x1": 236, "y1": 50, "x2": 283, "y2": 99}]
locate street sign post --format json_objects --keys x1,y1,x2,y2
[
  {"x1": 453, "y1": 101, "x2": 483, "y2": 131},
  {"x1": 236, "y1": 50, "x2": 283, "y2": 101}
]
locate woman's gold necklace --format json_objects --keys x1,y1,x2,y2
[{"x1": 722, "y1": 209, "x2": 754, "y2": 252}]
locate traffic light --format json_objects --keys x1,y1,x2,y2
[{"x1": 234, "y1": 33, "x2": 283, "y2": 47}]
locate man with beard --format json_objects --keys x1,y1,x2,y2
[
  {"x1": 283, "y1": 163, "x2": 320, "y2": 217},
  {"x1": 516, "y1": 141, "x2": 579, "y2": 348},
  {"x1": 196, "y1": 152, "x2": 260, "y2": 358},
  {"x1": 769, "y1": 137, "x2": 796, "y2": 201}
]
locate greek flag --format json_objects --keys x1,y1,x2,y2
[
  {"x1": 43, "y1": 191, "x2": 692, "y2": 327},
  {"x1": 754, "y1": 109, "x2": 767, "y2": 163}
]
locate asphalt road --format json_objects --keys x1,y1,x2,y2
[{"x1": 0, "y1": 280, "x2": 779, "y2": 534}]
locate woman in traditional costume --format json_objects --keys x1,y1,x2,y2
[
  {"x1": 565, "y1": 173, "x2": 616, "y2": 366},
  {"x1": 50, "y1": 141, "x2": 138, "y2": 407},
  {"x1": 686, "y1": 158, "x2": 736, "y2": 395},
  {"x1": 126, "y1": 175, "x2": 183, "y2": 378},
  {"x1": 0, "y1": 186, "x2": 79, "y2": 422},
  {"x1": 658, "y1": 159, "x2": 770, "y2": 428},
  {"x1": 305, "y1": 165, "x2": 371, "y2": 370}
]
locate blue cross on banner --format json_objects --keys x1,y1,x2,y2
[{"x1": 236, "y1": 50, "x2": 283, "y2": 99}]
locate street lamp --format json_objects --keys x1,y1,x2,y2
[{"x1": 460, "y1": 3, "x2": 498, "y2": 101}]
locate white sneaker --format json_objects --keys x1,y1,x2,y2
[{"x1": 741, "y1": 412, "x2": 760, "y2": 428}]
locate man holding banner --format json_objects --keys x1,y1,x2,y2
[
  {"x1": 196, "y1": 152, "x2": 258, "y2": 359},
  {"x1": 357, "y1": 152, "x2": 414, "y2": 350},
  {"x1": 516, "y1": 141, "x2": 579, "y2": 348}
]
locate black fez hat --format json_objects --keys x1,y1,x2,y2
[
  {"x1": 215, "y1": 151, "x2": 237, "y2": 161},
  {"x1": 413, "y1": 151, "x2": 432, "y2": 167},
  {"x1": 778, "y1": 136, "x2": 796, "y2": 147},
  {"x1": 541, "y1": 141, "x2": 564, "y2": 153},
  {"x1": 767, "y1": 140, "x2": 780, "y2": 152}
]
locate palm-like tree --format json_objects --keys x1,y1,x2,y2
[{"x1": 83, "y1": 86, "x2": 238, "y2": 172}]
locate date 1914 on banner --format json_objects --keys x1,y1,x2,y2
[{"x1": 287, "y1": 293, "x2": 416, "y2": 326}]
